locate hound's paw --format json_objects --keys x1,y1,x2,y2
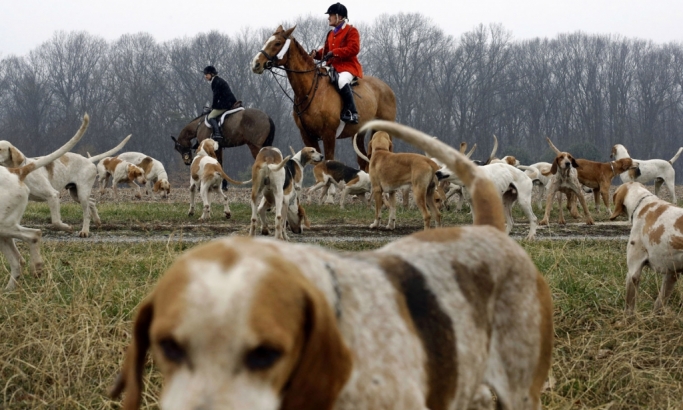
[
  {"x1": 585, "y1": 219, "x2": 595, "y2": 226},
  {"x1": 224, "y1": 212, "x2": 231, "y2": 220},
  {"x1": 261, "y1": 228, "x2": 270, "y2": 235},
  {"x1": 78, "y1": 231, "x2": 90, "y2": 238},
  {"x1": 538, "y1": 219, "x2": 549, "y2": 226}
]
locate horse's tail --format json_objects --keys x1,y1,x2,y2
[
  {"x1": 352, "y1": 133, "x2": 370, "y2": 163},
  {"x1": 88, "y1": 134, "x2": 132, "y2": 163},
  {"x1": 263, "y1": 117, "x2": 276, "y2": 147},
  {"x1": 18, "y1": 114, "x2": 89, "y2": 181},
  {"x1": 360, "y1": 120, "x2": 506, "y2": 232}
]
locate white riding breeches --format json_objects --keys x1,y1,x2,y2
[{"x1": 338, "y1": 71, "x2": 354, "y2": 88}]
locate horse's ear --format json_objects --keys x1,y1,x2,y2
[
  {"x1": 276, "y1": 25, "x2": 284, "y2": 33},
  {"x1": 284, "y1": 26, "x2": 297, "y2": 38},
  {"x1": 171, "y1": 136, "x2": 177, "y2": 143}
]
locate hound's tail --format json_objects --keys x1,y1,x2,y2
[
  {"x1": 217, "y1": 168, "x2": 245, "y2": 186},
  {"x1": 17, "y1": 113, "x2": 90, "y2": 181},
  {"x1": 88, "y1": 134, "x2": 132, "y2": 163},
  {"x1": 546, "y1": 137, "x2": 561, "y2": 155},
  {"x1": 517, "y1": 165, "x2": 540, "y2": 180},
  {"x1": 352, "y1": 133, "x2": 370, "y2": 163},
  {"x1": 270, "y1": 155, "x2": 292, "y2": 173},
  {"x1": 669, "y1": 147, "x2": 683, "y2": 164},
  {"x1": 360, "y1": 120, "x2": 505, "y2": 231}
]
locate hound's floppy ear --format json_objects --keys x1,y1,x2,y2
[
  {"x1": 298, "y1": 204, "x2": 311, "y2": 229},
  {"x1": 550, "y1": 158, "x2": 559, "y2": 175},
  {"x1": 109, "y1": 297, "x2": 154, "y2": 410},
  {"x1": 609, "y1": 187, "x2": 628, "y2": 221},
  {"x1": 571, "y1": 156, "x2": 579, "y2": 168},
  {"x1": 284, "y1": 26, "x2": 297, "y2": 38},
  {"x1": 9, "y1": 146, "x2": 25, "y2": 167},
  {"x1": 280, "y1": 277, "x2": 352, "y2": 410},
  {"x1": 153, "y1": 180, "x2": 162, "y2": 192}
]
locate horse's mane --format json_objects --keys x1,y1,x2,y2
[{"x1": 289, "y1": 36, "x2": 316, "y2": 65}]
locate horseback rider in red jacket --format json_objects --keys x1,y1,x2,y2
[
  {"x1": 203, "y1": 65, "x2": 237, "y2": 142},
  {"x1": 311, "y1": 3, "x2": 362, "y2": 124}
]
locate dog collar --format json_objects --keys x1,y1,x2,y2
[{"x1": 631, "y1": 194, "x2": 654, "y2": 220}]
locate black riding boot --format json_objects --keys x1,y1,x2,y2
[
  {"x1": 207, "y1": 117, "x2": 224, "y2": 142},
  {"x1": 339, "y1": 84, "x2": 359, "y2": 124}
]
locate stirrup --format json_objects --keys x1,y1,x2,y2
[
  {"x1": 341, "y1": 110, "x2": 359, "y2": 124},
  {"x1": 212, "y1": 134, "x2": 224, "y2": 142}
]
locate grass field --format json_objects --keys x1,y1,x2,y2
[{"x1": 1, "y1": 197, "x2": 683, "y2": 409}]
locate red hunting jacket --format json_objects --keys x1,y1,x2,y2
[{"x1": 314, "y1": 24, "x2": 363, "y2": 78}]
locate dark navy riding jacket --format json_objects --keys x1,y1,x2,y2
[{"x1": 211, "y1": 75, "x2": 237, "y2": 110}]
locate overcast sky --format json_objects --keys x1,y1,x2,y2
[{"x1": 2, "y1": 0, "x2": 682, "y2": 56}]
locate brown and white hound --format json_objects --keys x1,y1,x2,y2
[
  {"x1": 610, "y1": 182, "x2": 683, "y2": 314},
  {"x1": 110, "y1": 120, "x2": 553, "y2": 410},
  {"x1": 540, "y1": 140, "x2": 595, "y2": 226}
]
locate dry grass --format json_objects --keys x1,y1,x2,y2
[{"x1": 1, "y1": 226, "x2": 683, "y2": 408}]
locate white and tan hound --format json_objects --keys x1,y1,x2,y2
[
  {"x1": 188, "y1": 139, "x2": 243, "y2": 221},
  {"x1": 248, "y1": 147, "x2": 291, "y2": 240},
  {"x1": 0, "y1": 134, "x2": 130, "y2": 237},
  {"x1": 539, "y1": 142, "x2": 595, "y2": 226},
  {"x1": 1, "y1": 114, "x2": 89, "y2": 291},
  {"x1": 117, "y1": 152, "x2": 171, "y2": 198},
  {"x1": 437, "y1": 161, "x2": 538, "y2": 240},
  {"x1": 110, "y1": 119, "x2": 553, "y2": 410},
  {"x1": 253, "y1": 147, "x2": 322, "y2": 239},
  {"x1": 97, "y1": 156, "x2": 147, "y2": 200},
  {"x1": 610, "y1": 182, "x2": 683, "y2": 314},
  {"x1": 354, "y1": 131, "x2": 441, "y2": 230},
  {"x1": 611, "y1": 143, "x2": 682, "y2": 203}
]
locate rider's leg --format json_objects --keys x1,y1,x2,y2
[
  {"x1": 337, "y1": 72, "x2": 359, "y2": 124},
  {"x1": 207, "y1": 109, "x2": 227, "y2": 142}
]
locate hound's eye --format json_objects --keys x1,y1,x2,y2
[
  {"x1": 159, "y1": 338, "x2": 186, "y2": 363},
  {"x1": 244, "y1": 345, "x2": 283, "y2": 371}
]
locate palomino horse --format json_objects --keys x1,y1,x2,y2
[
  {"x1": 171, "y1": 108, "x2": 275, "y2": 166},
  {"x1": 251, "y1": 25, "x2": 396, "y2": 170}
]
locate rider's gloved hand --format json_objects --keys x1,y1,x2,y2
[
  {"x1": 309, "y1": 49, "x2": 317, "y2": 58},
  {"x1": 323, "y1": 52, "x2": 334, "y2": 62}
]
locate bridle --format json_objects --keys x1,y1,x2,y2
[{"x1": 259, "y1": 34, "x2": 327, "y2": 137}]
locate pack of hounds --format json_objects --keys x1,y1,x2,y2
[{"x1": 2, "y1": 113, "x2": 682, "y2": 409}]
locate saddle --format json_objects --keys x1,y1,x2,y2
[{"x1": 204, "y1": 101, "x2": 245, "y2": 128}]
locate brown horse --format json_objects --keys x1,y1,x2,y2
[
  {"x1": 251, "y1": 25, "x2": 396, "y2": 170},
  {"x1": 171, "y1": 108, "x2": 275, "y2": 166}
]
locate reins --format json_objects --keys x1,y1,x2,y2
[{"x1": 260, "y1": 35, "x2": 328, "y2": 140}]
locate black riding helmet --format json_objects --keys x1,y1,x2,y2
[
  {"x1": 325, "y1": 2, "x2": 348, "y2": 18},
  {"x1": 203, "y1": 65, "x2": 218, "y2": 75}
]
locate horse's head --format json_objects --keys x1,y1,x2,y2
[
  {"x1": 252, "y1": 25, "x2": 297, "y2": 74},
  {"x1": 171, "y1": 136, "x2": 193, "y2": 166}
]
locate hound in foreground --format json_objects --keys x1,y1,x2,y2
[
  {"x1": 110, "y1": 120, "x2": 553, "y2": 410},
  {"x1": 610, "y1": 182, "x2": 683, "y2": 314},
  {"x1": 188, "y1": 139, "x2": 244, "y2": 221},
  {"x1": 116, "y1": 152, "x2": 171, "y2": 198},
  {"x1": 354, "y1": 131, "x2": 441, "y2": 230},
  {"x1": 611, "y1": 143, "x2": 682, "y2": 203},
  {"x1": 0, "y1": 134, "x2": 131, "y2": 237},
  {"x1": 1, "y1": 114, "x2": 89, "y2": 291}
]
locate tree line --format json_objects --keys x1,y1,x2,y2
[{"x1": 1, "y1": 13, "x2": 682, "y2": 178}]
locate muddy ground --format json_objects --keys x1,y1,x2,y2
[{"x1": 39, "y1": 183, "x2": 675, "y2": 242}]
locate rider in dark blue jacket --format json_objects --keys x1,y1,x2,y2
[{"x1": 203, "y1": 65, "x2": 237, "y2": 142}]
